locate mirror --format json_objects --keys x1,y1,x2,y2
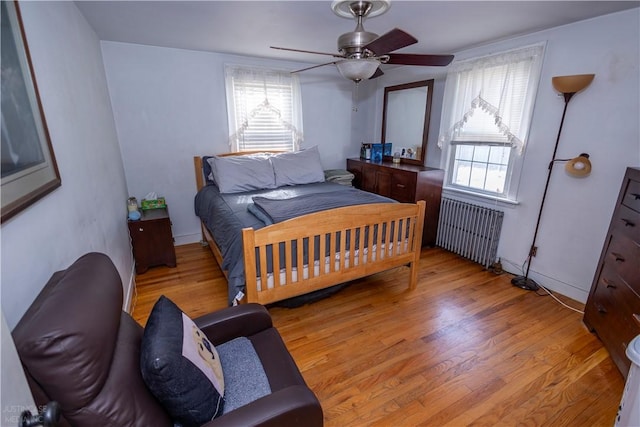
[{"x1": 381, "y1": 79, "x2": 434, "y2": 165}]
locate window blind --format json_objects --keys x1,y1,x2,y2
[{"x1": 226, "y1": 65, "x2": 303, "y2": 152}]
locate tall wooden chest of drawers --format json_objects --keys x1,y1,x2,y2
[
  {"x1": 584, "y1": 167, "x2": 640, "y2": 377},
  {"x1": 346, "y1": 158, "x2": 444, "y2": 247}
]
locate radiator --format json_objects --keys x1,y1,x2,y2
[{"x1": 436, "y1": 198, "x2": 504, "y2": 268}]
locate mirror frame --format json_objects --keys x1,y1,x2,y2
[{"x1": 381, "y1": 79, "x2": 434, "y2": 166}]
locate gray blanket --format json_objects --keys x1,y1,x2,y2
[{"x1": 250, "y1": 188, "x2": 392, "y2": 224}]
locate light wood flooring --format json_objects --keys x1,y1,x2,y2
[{"x1": 132, "y1": 243, "x2": 625, "y2": 426}]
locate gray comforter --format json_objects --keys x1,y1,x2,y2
[{"x1": 251, "y1": 188, "x2": 392, "y2": 224}]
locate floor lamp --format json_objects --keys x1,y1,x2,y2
[{"x1": 511, "y1": 74, "x2": 595, "y2": 291}]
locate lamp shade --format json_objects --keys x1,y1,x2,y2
[
  {"x1": 565, "y1": 153, "x2": 592, "y2": 177},
  {"x1": 336, "y1": 59, "x2": 379, "y2": 82},
  {"x1": 552, "y1": 74, "x2": 595, "y2": 94}
]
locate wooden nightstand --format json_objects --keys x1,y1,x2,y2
[{"x1": 128, "y1": 207, "x2": 177, "y2": 274}]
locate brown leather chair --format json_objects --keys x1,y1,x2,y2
[{"x1": 12, "y1": 252, "x2": 323, "y2": 427}]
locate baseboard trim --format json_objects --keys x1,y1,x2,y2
[
  {"x1": 500, "y1": 257, "x2": 589, "y2": 304},
  {"x1": 123, "y1": 263, "x2": 136, "y2": 314},
  {"x1": 174, "y1": 232, "x2": 201, "y2": 246}
]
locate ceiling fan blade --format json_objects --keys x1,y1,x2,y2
[
  {"x1": 291, "y1": 61, "x2": 338, "y2": 73},
  {"x1": 369, "y1": 67, "x2": 384, "y2": 79},
  {"x1": 364, "y1": 28, "x2": 417, "y2": 55},
  {"x1": 271, "y1": 46, "x2": 345, "y2": 58},
  {"x1": 387, "y1": 53, "x2": 455, "y2": 66}
]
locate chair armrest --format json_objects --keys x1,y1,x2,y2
[
  {"x1": 202, "y1": 385, "x2": 323, "y2": 427},
  {"x1": 193, "y1": 303, "x2": 273, "y2": 345}
]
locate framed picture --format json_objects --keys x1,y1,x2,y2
[
  {"x1": 1, "y1": 1, "x2": 60, "y2": 223},
  {"x1": 396, "y1": 147, "x2": 417, "y2": 159}
]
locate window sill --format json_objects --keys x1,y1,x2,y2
[{"x1": 442, "y1": 186, "x2": 520, "y2": 208}]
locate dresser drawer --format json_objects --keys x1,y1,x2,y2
[
  {"x1": 622, "y1": 178, "x2": 640, "y2": 213},
  {"x1": 390, "y1": 173, "x2": 416, "y2": 203},
  {"x1": 597, "y1": 260, "x2": 640, "y2": 305},
  {"x1": 605, "y1": 233, "x2": 640, "y2": 292},
  {"x1": 585, "y1": 263, "x2": 640, "y2": 375},
  {"x1": 612, "y1": 204, "x2": 640, "y2": 243}
]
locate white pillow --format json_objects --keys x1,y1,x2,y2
[
  {"x1": 208, "y1": 154, "x2": 276, "y2": 193},
  {"x1": 270, "y1": 146, "x2": 325, "y2": 187}
]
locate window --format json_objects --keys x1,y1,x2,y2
[
  {"x1": 225, "y1": 65, "x2": 303, "y2": 152},
  {"x1": 438, "y1": 44, "x2": 545, "y2": 200}
]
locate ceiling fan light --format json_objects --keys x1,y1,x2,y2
[{"x1": 336, "y1": 59, "x2": 379, "y2": 82}]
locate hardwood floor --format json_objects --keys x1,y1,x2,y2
[{"x1": 132, "y1": 243, "x2": 625, "y2": 426}]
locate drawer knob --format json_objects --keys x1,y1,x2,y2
[
  {"x1": 621, "y1": 218, "x2": 636, "y2": 227},
  {"x1": 396, "y1": 184, "x2": 406, "y2": 188},
  {"x1": 597, "y1": 305, "x2": 607, "y2": 314},
  {"x1": 603, "y1": 278, "x2": 617, "y2": 289},
  {"x1": 631, "y1": 192, "x2": 640, "y2": 200},
  {"x1": 139, "y1": 228, "x2": 144, "y2": 232},
  {"x1": 611, "y1": 252, "x2": 625, "y2": 262}
]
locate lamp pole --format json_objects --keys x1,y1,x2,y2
[
  {"x1": 511, "y1": 74, "x2": 594, "y2": 291},
  {"x1": 511, "y1": 94, "x2": 573, "y2": 290}
]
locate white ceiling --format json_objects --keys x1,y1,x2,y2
[{"x1": 76, "y1": 1, "x2": 640, "y2": 66}]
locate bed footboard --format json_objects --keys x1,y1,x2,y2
[{"x1": 241, "y1": 201, "x2": 425, "y2": 305}]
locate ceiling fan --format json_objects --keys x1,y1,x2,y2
[{"x1": 271, "y1": 0, "x2": 454, "y2": 82}]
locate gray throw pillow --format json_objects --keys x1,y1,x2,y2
[
  {"x1": 209, "y1": 154, "x2": 276, "y2": 193},
  {"x1": 270, "y1": 146, "x2": 325, "y2": 187}
]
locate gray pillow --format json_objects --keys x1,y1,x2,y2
[
  {"x1": 270, "y1": 146, "x2": 325, "y2": 187},
  {"x1": 209, "y1": 154, "x2": 276, "y2": 193}
]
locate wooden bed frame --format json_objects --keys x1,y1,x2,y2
[{"x1": 194, "y1": 155, "x2": 425, "y2": 306}]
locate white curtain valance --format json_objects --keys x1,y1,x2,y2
[
  {"x1": 445, "y1": 94, "x2": 522, "y2": 149},
  {"x1": 438, "y1": 43, "x2": 545, "y2": 154}
]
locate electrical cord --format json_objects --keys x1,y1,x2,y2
[
  {"x1": 534, "y1": 282, "x2": 584, "y2": 315},
  {"x1": 502, "y1": 255, "x2": 584, "y2": 314}
]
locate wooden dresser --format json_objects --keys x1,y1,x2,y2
[
  {"x1": 584, "y1": 167, "x2": 640, "y2": 377},
  {"x1": 346, "y1": 158, "x2": 444, "y2": 246}
]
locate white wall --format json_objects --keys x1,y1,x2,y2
[
  {"x1": 0, "y1": 2, "x2": 131, "y2": 329},
  {"x1": 374, "y1": 9, "x2": 640, "y2": 302},
  {"x1": 100, "y1": 42, "x2": 363, "y2": 245}
]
